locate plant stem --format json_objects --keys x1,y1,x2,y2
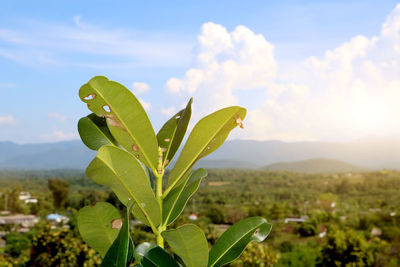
[
  {"x1": 156, "y1": 173, "x2": 164, "y2": 247},
  {"x1": 155, "y1": 147, "x2": 165, "y2": 247}
]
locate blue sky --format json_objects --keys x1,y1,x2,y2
[{"x1": 1, "y1": 1, "x2": 400, "y2": 143}]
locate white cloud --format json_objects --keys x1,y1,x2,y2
[
  {"x1": 166, "y1": 78, "x2": 183, "y2": 94},
  {"x1": 132, "y1": 82, "x2": 150, "y2": 95},
  {"x1": 160, "y1": 106, "x2": 176, "y2": 117},
  {"x1": 48, "y1": 112, "x2": 68, "y2": 122},
  {"x1": 254, "y1": 3, "x2": 400, "y2": 141},
  {"x1": 0, "y1": 115, "x2": 17, "y2": 126},
  {"x1": 40, "y1": 130, "x2": 78, "y2": 142},
  {"x1": 165, "y1": 4, "x2": 400, "y2": 142},
  {"x1": 166, "y1": 22, "x2": 277, "y2": 117},
  {"x1": 139, "y1": 98, "x2": 151, "y2": 111}
]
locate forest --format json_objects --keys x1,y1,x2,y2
[{"x1": 0, "y1": 168, "x2": 399, "y2": 266}]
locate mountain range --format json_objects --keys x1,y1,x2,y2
[
  {"x1": 204, "y1": 138, "x2": 400, "y2": 170},
  {"x1": 0, "y1": 137, "x2": 398, "y2": 172},
  {"x1": 0, "y1": 141, "x2": 95, "y2": 170},
  {"x1": 262, "y1": 158, "x2": 364, "y2": 173}
]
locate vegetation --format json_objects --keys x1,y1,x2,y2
[{"x1": 1, "y1": 169, "x2": 400, "y2": 265}]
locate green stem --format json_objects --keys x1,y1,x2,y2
[
  {"x1": 156, "y1": 173, "x2": 164, "y2": 247},
  {"x1": 155, "y1": 147, "x2": 165, "y2": 248}
]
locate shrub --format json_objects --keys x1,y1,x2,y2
[
  {"x1": 232, "y1": 242, "x2": 278, "y2": 267},
  {"x1": 277, "y1": 244, "x2": 319, "y2": 267},
  {"x1": 28, "y1": 224, "x2": 101, "y2": 267}
]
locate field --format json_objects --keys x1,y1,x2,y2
[{"x1": 1, "y1": 169, "x2": 400, "y2": 266}]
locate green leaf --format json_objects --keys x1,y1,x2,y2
[
  {"x1": 162, "y1": 224, "x2": 209, "y2": 267},
  {"x1": 134, "y1": 243, "x2": 180, "y2": 267},
  {"x1": 78, "y1": 113, "x2": 118, "y2": 151},
  {"x1": 101, "y1": 208, "x2": 133, "y2": 267},
  {"x1": 208, "y1": 216, "x2": 272, "y2": 267},
  {"x1": 144, "y1": 166, "x2": 156, "y2": 190},
  {"x1": 163, "y1": 168, "x2": 207, "y2": 225},
  {"x1": 157, "y1": 98, "x2": 192, "y2": 167},
  {"x1": 166, "y1": 106, "x2": 246, "y2": 193},
  {"x1": 134, "y1": 242, "x2": 156, "y2": 263},
  {"x1": 128, "y1": 239, "x2": 134, "y2": 266},
  {"x1": 77, "y1": 202, "x2": 121, "y2": 257},
  {"x1": 86, "y1": 145, "x2": 161, "y2": 229},
  {"x1": 79, "y1": 76, "x2": 158, "y2": 169}
]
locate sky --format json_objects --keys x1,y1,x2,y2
[{"x1": 0, "y1": 0, "x2": 399, "y2": 144}]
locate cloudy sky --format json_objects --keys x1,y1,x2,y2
[{"x1": 1, "y1": 0, "x2": 399, "y2": 143}]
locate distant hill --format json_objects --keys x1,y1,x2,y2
[
  {"x1": 263, "y1": 158, "x2": 364, "y2": 173},
  {"x1": 205, "y1": 138, "x2": 400, "y2": 170},
  {"x1": 0, "y1": 141, "x2": 95, "y2": 170},
  {"x1": 195, "y1": 159, "x2": 259, "y2": 169},
  {"x1": 0, "y1": 137, "x2": 399, "y2": 171}
]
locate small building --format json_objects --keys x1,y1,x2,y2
[
  {"x1": 371, "y1": 227, "x2": 382, "y2": 237},
  {"x1": 19, "y1": 192, "x2": 38, "y2": 204},
  {"x1": 319, "y1": 225, "x2": 327, "y2": 238},
  {"x1": 25, "y1": 199, "x2": 38, "y2": 204},
  {"x1": 369, "y1": 208, "x2": 381, "y2": 213},
  {"x1": 46, "y1": 214, "x2": 69, "y2": 224},
  {"x1": 188, "y1": 214, "x2": 198, "y2": 221},
  {"x1": 0, "y1": 214, "x2": 39, "y2": 228},
  {"x1": 284, "y1": 215, "x2": 309, "y2": 224},
  {"x1": 19, "y1": 192, "x2": 31, "y2": 201}
]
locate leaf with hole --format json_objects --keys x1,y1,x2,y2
[
  {"x1": 163, "y1": 168, "x2": 207, "y2": 225},
  {"x1": 162, "y1": 224, "x2": 209, "y2": 267},
  {"x1": 157, "y1": 98, "x2": 192, "y2": 167},
  {"x1": 78, "y1": 113, "x2": 118, "y2": 150},
  {"x1": 86, "y1": 145, "x2": 161, "y2": 229},
  {"x1": 134, "y1": 243, "x2": 179, "y2": 267},
  {"x1": 166, "y1": 106, "x2": 246, "y2": 193},
  {"x1": 77, "y1": 202, "x2": 121, "y2": 257},
  {"x1": 101, "y1": 207, "x2": 133, "y2": 267},
  {"x1": 79, "y1": 76, "x2": 158, "y2": 169},
  {"x1": 208, "y1": 216, "x2": 272, "y2": 267}
]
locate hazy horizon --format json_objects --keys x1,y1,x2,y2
[{"x1": 1, "y1": 133, "x2": 400, "y2": 145}]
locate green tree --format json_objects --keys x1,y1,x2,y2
[
  {"x1": 269, "y1": 203, "x2": 284, "y2": 220},
  {"x1": 296, "y1": 217, "x2": 318, "y2": 237},
  {"x1": 319, "y1": 226, "x2": 375, "y2": 266},
  {"x1": 28, "y1": 224, "x2": 101, "y2": 267},
  {"x1": 2, "y1": 187, "x2": 24, "y2": 213},
  {"x1": 204, "y1": 205, "x2": 225, "y2": 224},
  {"x1": 4, "y1": 232, "x2": 31, "y2": 257},
  {"x1": 48, "y1": 179, "x2": 69, "y2": 210}
]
